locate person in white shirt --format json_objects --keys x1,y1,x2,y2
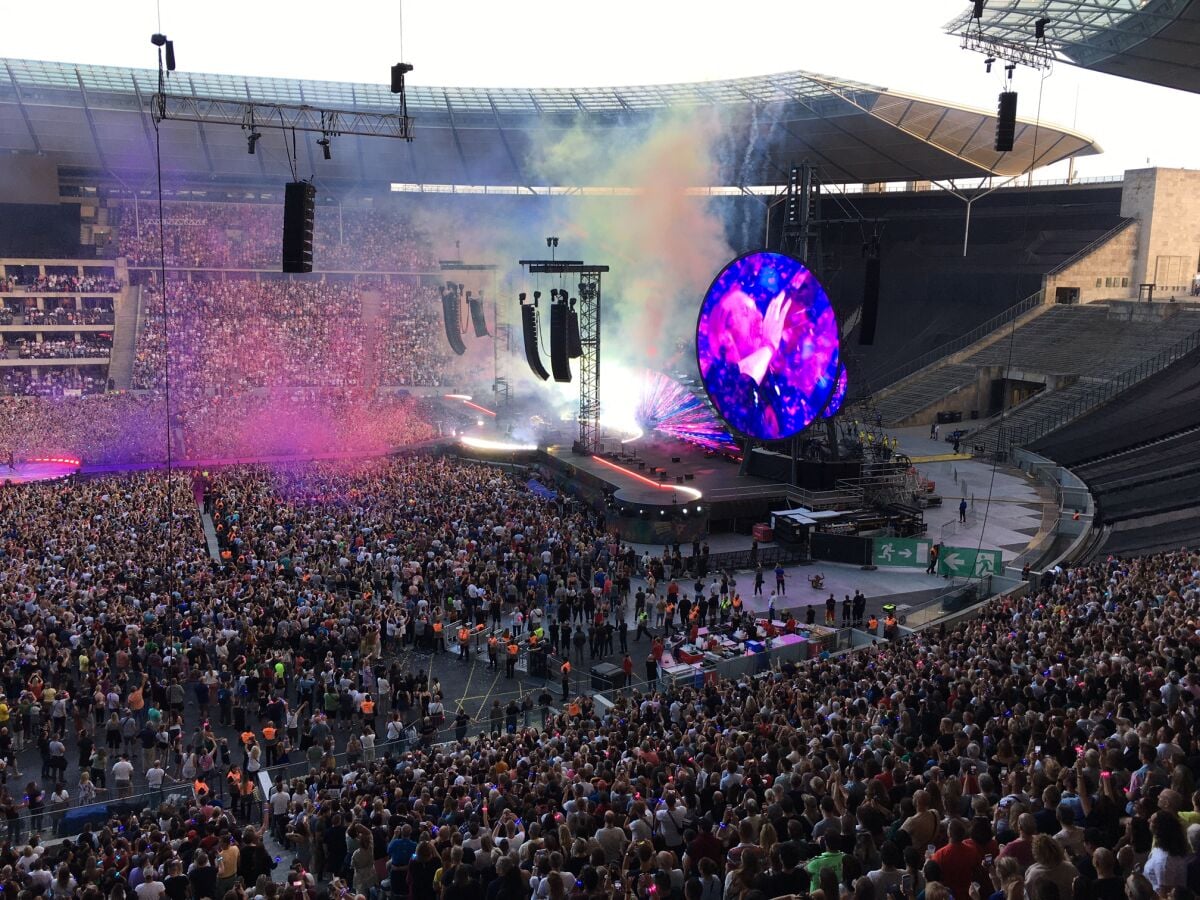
[
  {"x1": 655, "y1": 794, "x2": 688, "y2": 851},
  {"x1": 135, "y1": 868, "x2": 166, "y2": 900},
  {"x1": 270, "y1": 783, "x2": 291, "y2": 841},
  {"x1": 112, "y1": 755, "x2": 135, "y2": 797}
]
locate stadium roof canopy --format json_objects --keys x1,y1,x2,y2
[
  {"x1": 0, "y1": 58, "x2": 1099, "y2": 190},
  {"x1": 945, "y1": 0, "x2": 1200, "y2": 94}
]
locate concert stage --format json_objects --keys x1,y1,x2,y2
[
  {"x1": 0, "y1": 456, "x2": 82, "y2": 485},
  {"x1": 541, "y1": 435, "x2": 795, "y2": 542}
]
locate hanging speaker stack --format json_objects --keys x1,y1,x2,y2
[
  {"x1": 466, "y1": 291, "x2": 489, "y2": 337},
  {"x1": 282, "y1": 181, "x2": 316, "y2": 273},
  {"x1": 549, "y1": 290, "x2": 572, "y2": 382},
  {"x1": 442, "y1": 283, "x2": 467, "y2": 355},
  {"x1": 521, "y1": 293, "x2": 550, "y2": 381},
  {"x1": 994, "y1": 91, "x2": 1017, "y2": 152},
  {"x1": 567, "y1": 299, "x2": 583, "y2": 359}
]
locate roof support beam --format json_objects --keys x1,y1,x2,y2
[
  {"x1": 130, "y1": 76, "x2": 158, "y2": 160},
  {"x1": 350, "y1": 85, "x2": 369, "y2": 188},
  {"x1": 189, "y1": 77, "x2": 216, "y2": 176},
  {"x1": 75, "y1": 69, "x2": 109, "y2": 172},
  {"x1": 488, "y1": 98, "x2": 530, "y2": 189},
  {"x1": 443, "y1": 92, "x2": 471, "y2": 183},
  {"x1": 4, "y1": 62, "x2": 41, "y2": 153}
]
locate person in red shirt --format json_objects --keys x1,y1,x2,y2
[
  {"x1": 932, "y1": 819, "x2": 983, "y2": 900},
  {"x1": 997, "y1": 813, "x2": 1037, "y2": 872},
  {"x1": 622, "y1": 654, "x2": 633, "y2": 690},
  {"x1": 964, "y1": 816, "x2": 1000, "y2": 865}
]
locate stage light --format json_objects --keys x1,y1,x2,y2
[
  {"x1": 317, "y1": 137, "x2": 332, "y2": 160},
  {"x1": 1035, "y1": 17, "x2": 1050, "y2": 39},
  {"x1": 247, "y1": 131, "x2": 261, "y2": 154},
  {"x1": 460, "y1": 436, "x2": 537, "y2": 452},
  {"x1": 984, "y1": 56, "x2": 995, "y2": 73},
  {"x1": 973, "y1": 0, "x2": 985, "y2": 18},
  {"x1": 165, "y1": 40, "x2": 176, "y2": 71},
  {"x1": 391, "y1": 62, "x2": 414, "y2": 94}
]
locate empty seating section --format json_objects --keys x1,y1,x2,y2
[
  {"x1": 1028, "y1": 347, "x2": 1200, "y2": 556},
  {"x1": 873, "y1": 363, "x2": 976, "y2": 424},
  {"x1": 966, "y1": 306, "x2": 1200, "y2": 453}
]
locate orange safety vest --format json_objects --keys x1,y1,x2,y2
[
  {"x1": 568, "y1": 702, "x2": 581, "y2": 716},
  {"x1": 488, "y1": 637, "x2": 498, "y2": 652},
  {"x1": 507, "y1": 643, "x2": 519, "y2": 657},
  {"x1": 361, "y1": 699, "x2": 375, "y2": 715},
  {"x1": 458, "y1": 628, "x2": 470, "y2": 644},
  {"x1": 732, "y1": 596, "x2": 743, "y2": 609},
  {"x1": 262, "y1": 726, "x2": 277, "y2": 742},
  {"x1": 433, "y1": 621, "x2": 443, "y2": 633},
  {"x1": 240, "y1": 731, "x2": 255, "y2": 747},
  {"x1": 561, "y1": 661, "x2": 571, "y2": 675}
]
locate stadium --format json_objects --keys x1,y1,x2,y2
[{"x1": 0, "y1": 2, "x2": 1199, "y2": 899}]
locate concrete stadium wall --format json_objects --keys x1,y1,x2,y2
[
  {"x1": 1043, "y1": 221, "x2": 1139, "y2": 303},
  {"x1": 1121, "y1": 167, "x2": 1200, "y2": 297}
]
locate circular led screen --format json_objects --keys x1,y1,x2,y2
[
  {"x1": 696, "y1": 251, "x2": 840, "y2": 441},
  {"x1": 822, "y1": 366, "x2": 849, "y2": 419}
]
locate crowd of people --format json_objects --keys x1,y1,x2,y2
[
  {"x1": 0, "y1": 273, "x2": 123, "y2": 293},
  {"x1": 0, "y1": 392, "x2": 167, "y2": 462},
  {"x1": 176, "y1": 390, "x2": 436, "y2": 459},
  {"x1": 378, "y1": 283, "x2": 451, "y2": 388},
  {"x1": 6, "y1": 337, "x2": 112, "y2": 360},
  {"x1": 0, "y1": 449, "x2": 1197, "y2": 900},
  {"x1": 7, "y1": 304, "x2": 116, "y2": 327},
  {"x1": 132, "y1": 280, "x2": 367, "y2": 394},
  {"x1": 132, "y1": 278, "x2": 450, "y2": 394},
  {"x1": 112, "y1": 201, "x2": 438, "y2": 272},
  {"x1": 0, "y1": 368, "x2": 110, "y2": 398}
]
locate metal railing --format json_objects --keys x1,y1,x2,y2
[
  {"x1": 838, "y1": 174, "x2": 1123, "y2": 197},
  {"x1": 1044, "y1": 219, "x2": 1136, "y2": 276},
  {"x1": 873, "y1": 290, "x2": 1046, "y2": 393},
  {"x1": 1000, "y1": 322, "x2": 1200, "y2": 456}
]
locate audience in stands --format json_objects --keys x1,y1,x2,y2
[
  {"x1": 0, "y1": 393, "x2": 166, "y2": 463},
  {"x1": 8, "y1": 337, "x2": 111, "y2": 360},
  {"x1": 0, "y1": 273, "x2": 122, "y2": 293},
  {"x1": 113, "y1": 201, "x2": 437, "y2": 272},
  {"x1": 133, "y1": 281, "x2": 367, "y2": 392},
  {"x1": 0, "y1": 368, "x2": 108, "y2": 397}
]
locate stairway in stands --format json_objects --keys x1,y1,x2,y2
[
  {"x1": 967, "y1": 305, "x2": 1200, "y2": 455},
  {"x1": 873, "y1": 363, "x2": 977, "y2": 425},
  {"x1": 106, "y1": 283, "x2": 141, "y2": 390}
]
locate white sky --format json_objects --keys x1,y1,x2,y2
[{"x1": 3, "y1": 0, "x2": 1199, "y2": 180}]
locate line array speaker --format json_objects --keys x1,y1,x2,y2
[
  {"x1": 567, "y1": 304, "x2": 583, "y2": 358},
  {"x1": 859, "y1": 255, "x2": 880, "y2": 346},
  {"x1": 521, "y1": 296, "x2": 549, "y2": 381},
  {"x1": 549, "y1": 294, "x2": 572, "y2": 382},
  {"x1": 442, "y1": 287, "x2": 467, "y2": 355},
  {"x1": 282, "y1": 181, "x2": 316, "y2": 273},
  {"x1": 995, "y1": 91, "x2": 1017, "y2": 152},
  {"x1": 466, "y1": 292, "x2": 489, "y2": 337}
]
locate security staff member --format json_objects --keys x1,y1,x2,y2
[
  {"x1": 560, "y1": 660, "x2": 571, "y2": 702},
  {"x1": 505, "y1": 638, "x2": 519, "y2": 678}
]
